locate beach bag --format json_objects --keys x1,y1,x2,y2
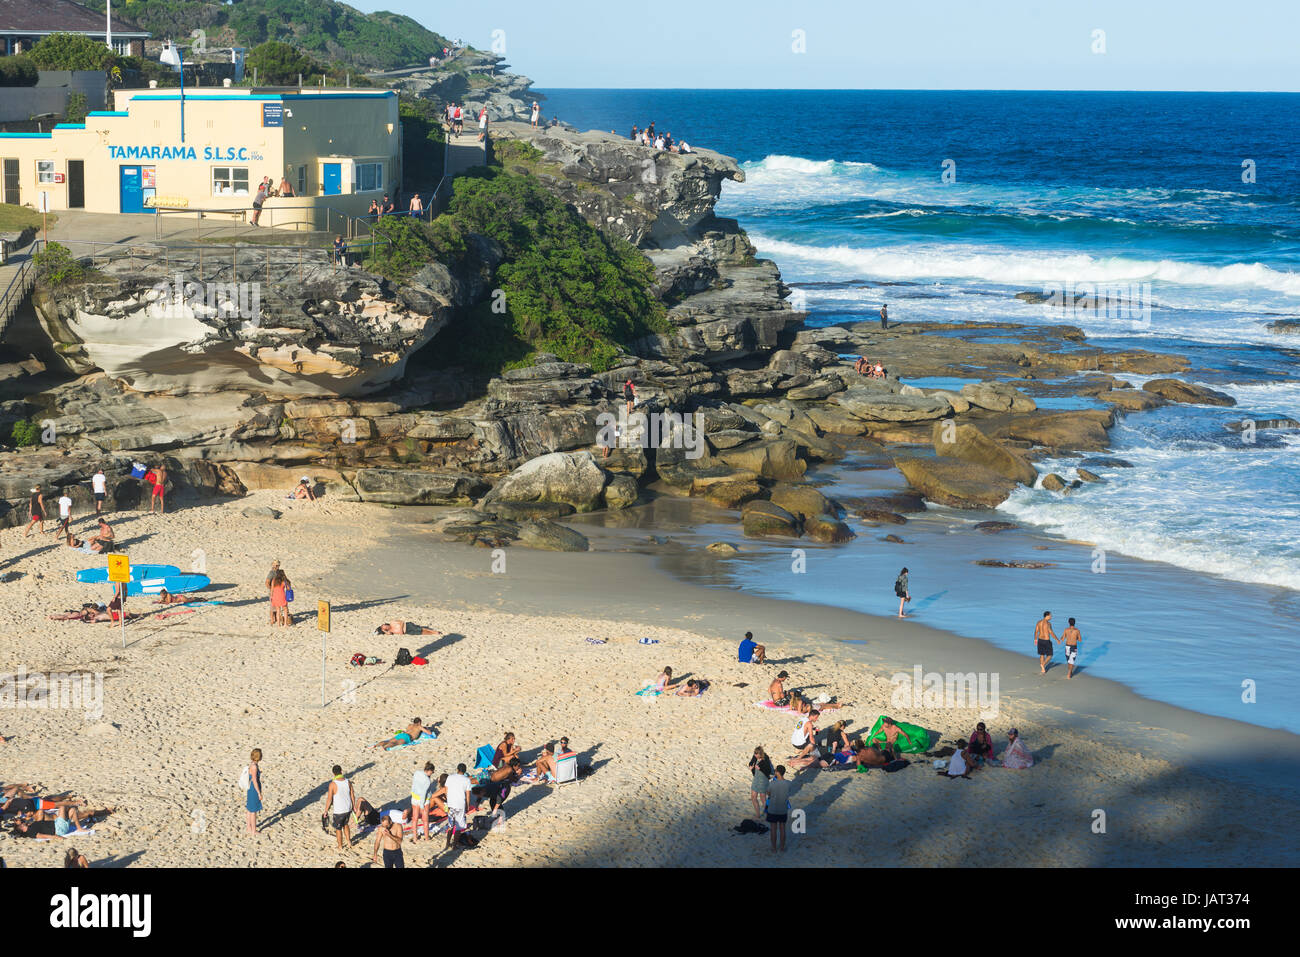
[
  {"x1": 131, "y1": 462, "x2": 147, "y2": 479},
  {"x1": 732, "y1": 818, "x2": 769, "y2": 835},
  {"x1": 284, "y1": 587, "x2": 294, "y2": 603},
  {"x1": 350, "y1": 653, "x2": 366, "y2": 667},
  {"x1": 238, "y1": 766, "x2": 250, "y2": 791},
  {"x1": 411, "y1": 656, "x2": 428, "y2": 666},
  {"x1": 395, "y1": 647, "x2": 413, "y2": 666},
  {"x1": 894, "y1": 576, "x2": 906, "y2": 597}
]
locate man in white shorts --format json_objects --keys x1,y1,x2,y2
[
  {"x1": 443, "y1": 762, "x2": 473, "y2": 849},
  {"x1": 56, "y1": 491, "x2": 73, "y2": 536}
]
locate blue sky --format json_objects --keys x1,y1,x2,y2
[{"x1": 353, "y1": 1, "x2": 1299, "y2": 91}]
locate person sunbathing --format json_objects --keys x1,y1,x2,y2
[
  {"x1": 375, "y1": 621, "x2": 442, "y2": 637},
  {"x1": 375, "y1": 717, "x2": 433, "y2": 750},
  {"x1": 854, "y1": 742, "x2": 890, "y2": 768},
  {"x1": 153, "y1": 589, "x2": 189, "y2": 605},
  {"x1": 769, "y1": 671, "x2": 791, "y2": 706},
  {"x1": 49, "y1": 604, "x2": 106, "y2": 622},
  {"x1": 675, "y1": 678, "x2": 709, "y2": 697}
]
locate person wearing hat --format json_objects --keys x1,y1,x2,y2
[
  {"x1": 372, "y1": 808, "x2": 405, "y2": 867},
  {"x1": 999, "y1": 728, "x2": 1034, "y2": 769},
  {"x1": 769, "y1": 670, "x2": 791, "y2": 707},
  {"x1": 292, "y1": 477, "x2": 316, "y2": 501}
]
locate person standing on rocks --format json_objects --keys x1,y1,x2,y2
[
  {"x1": 623, "y1": 379, "x2": 637, "y2": 415},
  {"x1": 531, "y1": 101, "x2": 540, "y2": 128},
  {"x1": 1034, "y1": 611, "x2": 1060, "y2": 674},
  {"x1": 1062, "y1": 617, "x2": 1082, "y2": 679},
  {"x1": 894, "y1": 567, "x2": 910, "y2": 618},
  {"x1": 880, "y1": 303, "x2": 888, "y2": 329}
]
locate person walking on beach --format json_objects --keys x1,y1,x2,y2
[
  {"x1": 373, "y1": 810, "x2": 405, "y2": 867},
  {"x1": 444, "y1": 763, "x2": 473, "y2": 849},
  {"x1": 880, "y1": 303, "x2": 888, "y2": 330},
  {"x1": 765, "y1": 765, "x2": 792, "y2": 853},
  {"x1": 243, "y1": 749, "x2": 263, "y2": 835},
  {"x1": 24, "y1": 486, "x2": 45, "y2": 537},
  {"x1": 269, "y1": 569, "x2": 292, "y2": 627},
  {"x1": 894, "y1": 567, "x2": 911, "y2": 618},
  {"x1": 149, "y1": 466, "x2": 166, "y2": 514},
  {"x1": 91, "y1": 468, "x2": 107, "y2": 514},
  {"x1": 1034, "y1": 610, "x2": 1060, "y2": 674},
  {"x1": 1062, "y1": 617, "x2": 1082, "y2": 679},
  {"x1": 56, "y1": 490, "x2": 73, "y2": 538},
  {"x1": 324, "y1": 765, "x2": 358, "y2": 850}
]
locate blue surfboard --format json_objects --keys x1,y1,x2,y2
[
  {"x1": 123, "y1": 574, "x2": 210, "y2": 597},
  {"x1": 76, "y1": 564, "x2": 181, "y2": 584}
]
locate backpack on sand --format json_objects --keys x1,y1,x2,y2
[{"x1": 395, "y1": 647, "x2": 413, "y2": 666}]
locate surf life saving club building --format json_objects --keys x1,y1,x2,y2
[{"x1": 0, "y1": 87, "x2": 400, "y2": 226}]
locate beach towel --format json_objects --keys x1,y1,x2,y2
[
  {"x1": 865, "y1": 716, "x2": 932, "y2": 754},
  {"x1": 754, "y1": 700, "x2": 797, "y2": 713},
  {"x1": 638, "y1": 637, "x2": 660, "y2": 645},
  {"x1": 473, "y1": 745, "x2": 497, "y2": 771},
  {"x1": 182, "y1": 601, "x2": 224, "y2": 606},
  {"x1": 375, "y1": 731, "x2": 437, "y2": 749},
  {"x1": 156, "y1": 609, "x2": 196, "y2": 619},
  {"x1": 636, "y1": 681, "x2": 663, "y2": 698},
  {"x1": 36, "y1": 828, "x2": 95, "y2": 841},
  {"x1": 584, "y1": 638, "x2": 606, "y2": 645}
]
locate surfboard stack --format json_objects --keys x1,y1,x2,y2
[{"x1": 76, "y1": 565, "x2": 211, "y2": 596}]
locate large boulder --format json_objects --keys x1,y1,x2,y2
[
  {"x1": 1097, "y1": 390, "x2": 1165, "y2": 412},
  {"x1": 741, "y1": 500, "x2": 802, "y2": 537},
  {"x1": 932, "y1": 422, "x2": 1037, "y2": 486},
  {"x1": 770, "y1": 483, "x2": 837, "y2": 521},
  {"x1": 715, "y1": 438, "x2": 807, "y2": 481},
  {"x1": 803, "y1": 404, "x2": 872, "y2": 435},
  {"x1": 516, "y1": 520, "x2": 590, "y2": 552},
  {"x1": 354, "y1": 469, "x2": 490, "y2": 505},
  {"x1": 894, "y1": 456, "x2": 1017, "y2": 509},
  {"x1": 993, "y1": 410, "x2": 1113, "y2": 452},
  {"x1": 227, "y1": 462, "x2": 357, "y2": 501},
  {"x1": 834, "y1": 388, "x2": 952, "y2": 423},
  {"x1": 704, "y1": 480, "x2": 763, "y2": 509},
  {"x1": 1142, "y1": 378, "x2": 1236, "y2": 407},
  {"x1": 482, "y1": 450, "x2": 610, "y2": 513},
  {"x1": 804, "y1": 514, "x2": 855, "y2": 543},
  {"x1": 602, "y1": 473, "x2": 639, "y2": 510},
  {"x1": 960, "y1": 381, "x2": 1037, "y2": 413}
]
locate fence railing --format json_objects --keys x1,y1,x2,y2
[
  {"x1": 151, "y1": 203, "x2": 401, "y2": 242},
  {"x1": 0, "y1": 251, "x2": 37, "y2": 340}
]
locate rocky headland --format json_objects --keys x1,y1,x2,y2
[{"x1": 0, "y1": 118, "x2": 1236, "y2": 551}]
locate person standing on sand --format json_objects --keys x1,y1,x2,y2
[
  {"x1": 269, "y1": 569, "x2": 292, "y2": 627},
  {"x1": 765, "y1": 765, "x2": 792, "y2": 853},
  {"x1": 91, "y1": 468, "x2": 107, "y2": 514},
  {"x1": 1062, "y1": 617, "x2": 1082, "y2": 679},
  {"x1": 373, "y1": 810, "x2": 405, "y2": 867},
  {"x1": 56, "y1": 490, "x2": 73, "y2": 538},
  {"x1": 24, "y1": 486, "x2": 45, "y2": 537},
  {"x1": 149, "y1": 467, "x2": 166, "y2": 514},
  {"x1": 443, "y1": 763, "x2": 473, "y2": 849},
  {"x1": 324, "y1": 765, "x2": 359, "y2": 850},
  {"x1": 244, "y1": 749, "x2": 263, "y2": 835},
  {"x1": 880, "y1": 303, "x2": 888, "y2": 329},
  {"x1": 749, "y1": 746, "x2": 772, "y2": 820},
  {"x1": 1034, "y1": 611, "x2": 1060, "y2": 674},
  {"x1": 894, "y1": 567, "x2": 911, "y2": 618},
  {"x1": 265, "y1": 560, "x2": 282, "y2": 625},
  {"x1": 410, "y1": 762, "x2": 434, "y2": 842}
]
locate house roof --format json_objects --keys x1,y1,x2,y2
[{"x1": 0, "y1": 0, "x2": 150, "y2": 36}]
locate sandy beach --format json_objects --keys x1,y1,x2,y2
[{"x1": 2, "y1": 488, "x2": 1297, "y2": 868}]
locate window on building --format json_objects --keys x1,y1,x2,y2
[
  {"x1": 352, "y1": 162, "x2": 382, "y2": 192},
  {"x1": 36, "y1": 160, "x2": 56, "y2": 184},
  {"x1": 297, "y1": 166, "x2": 306, "y2": 196},
  {"x1": 212, "y1": 166, "x2": 250, "y2": 196}
]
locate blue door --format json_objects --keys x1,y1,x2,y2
[
  {"x1": 322, "y1": 163, "x2": 341, "y2": 196},
  {"x1": 119, "y1": 166, "x2": 143, "y2": 213}
]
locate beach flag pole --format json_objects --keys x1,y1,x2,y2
[
  {"x1": 107, "y1": 553, "x2": 131, "y2": 648},
  {"x1": 317, "y1": 601, "x2": 330, "y2": 707}
]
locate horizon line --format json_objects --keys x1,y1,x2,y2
[{"x1": 529, "y1": 86, "x2": 1300, "y2": 95}]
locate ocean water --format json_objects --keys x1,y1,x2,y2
[{"x1": 539, "y1": 90, "x2": 1300, "y2": 729}]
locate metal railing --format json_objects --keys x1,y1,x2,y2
[
  {"x1": 151, "y1": 203, "x2": 396, "y2": 242},
  {"x1": 0, "y1": 252, "x2": 37, "y2": 341}
]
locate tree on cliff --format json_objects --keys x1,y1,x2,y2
[{"x1": 246, "y1": 41, "x2": 323, "y2": 85}]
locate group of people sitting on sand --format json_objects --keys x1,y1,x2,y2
[
  {"x1": 63, "y1": 517, "x2": 114, "y2": 554},
  {"x1": 939, "y1": 722, "x2": 1034, "y2": 777},
  {"x1": 0, "y1": 784, "x2": 113, "y2": 840},
  {"x1": 854, "y1": 356, "x2": 888, "y2": 378}
]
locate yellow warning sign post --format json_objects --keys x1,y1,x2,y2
[{"x1": 107, "y1": 554, "x2": 130, "y2": 647}]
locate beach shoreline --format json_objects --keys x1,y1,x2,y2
[{"x1": 4, "y1": 490, "x2": 1296, "y2": 868}]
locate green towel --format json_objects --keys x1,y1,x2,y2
[{"x1": 865, "y1": 716, "x2": 931, "y2": 754}]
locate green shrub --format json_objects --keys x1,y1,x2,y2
[
  {"x1": 10, "y1": 419, "x2": 39, "y2": 447},
  {"x1": 399, "y1": 96, "x2": 446, "y2": 190},
  {"x1": 64, "y1": 92, "x2": 88, "y2": 124},
  {"x1": 0, "y1": 55, "x2": 38, "y2": 88},
  {"x1": 28, "y1": 33, "x2": 119, "y2": 71},
  {"x1": 364, "y1": 169, "x2": 668, "y2": 374},
  {"x1": 33, "y1": 242, "x2": 87, "y2": 284}
]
